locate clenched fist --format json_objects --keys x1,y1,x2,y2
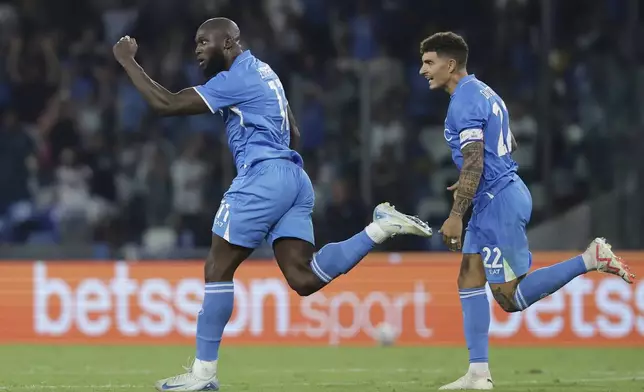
[{"x1": 113, "y1": 35, "x2": 138, "y2": 64}]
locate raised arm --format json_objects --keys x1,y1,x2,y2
[{"x1": 113, "y1": 36, "x2": 209, "y2": 116}]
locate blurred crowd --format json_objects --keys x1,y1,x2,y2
[{"x1": 0, "y1": 0, "x2": 641, "y2": 255}]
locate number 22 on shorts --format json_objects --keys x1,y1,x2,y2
[{"x1": 482, "y1": 246, "x2": 503, "y2": 271}]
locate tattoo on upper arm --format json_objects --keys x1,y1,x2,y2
[{"x1": 451, "y1": 141, "x2": 484, "y2": 217}]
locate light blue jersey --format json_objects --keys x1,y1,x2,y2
[
  {"x1": 194, "y1": 50, "x2": 314, "y2": 248},
  {"x1": 445, "y1": 74, "x2": 533, "y2": 283},
  {"x1": 194, "y1": 50, "x2": 303, "y2": 173},
  {"x1": 444, "y1": 74, "x2": 518, "y2": 213}
]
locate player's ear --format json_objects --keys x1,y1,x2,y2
[
  {"x1": 448, "y1": 59, "x2": 457, "y2": 74},
  {"x1": 224, "y1": 37, "x2": 233, "y2": 50}
]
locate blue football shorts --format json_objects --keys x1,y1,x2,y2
[
  {"x1": 212, "y1": 159, "x2": 315, "y2": 249},
  {"x1": 462, "y1": 178, "x2": 533, "y2": 283}
]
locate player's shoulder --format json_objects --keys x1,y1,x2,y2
[
  {"x1": 204, "y1": 59, "x2": 267, "y2": 92},
  {"x1": 231, "y1": 51, "x2": 276, "y2": 79},
  {"x1": 250, "y1": 59, "x2": 283, "y2": 91},
  {"x1": 202, "y1": 69, "x2": 238, "y2": 92},
  {"x1": 226, "y1": 53, "x2": 282, "y2": 93},
  {"x1": 451, "y1": 76, "x2": 497, "y2": 113},
  {"x1": 452, "y1": 76, "x2": 489, "y2": 103}
]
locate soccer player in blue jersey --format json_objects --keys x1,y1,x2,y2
[
  {"x1": 418, "y1": 32, "x2": 635, "y2": 390},
  {"x1": 113, "y1": 18, "x2": 432, "y2": 391}
]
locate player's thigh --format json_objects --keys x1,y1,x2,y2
[
  {"x1": 212, "y1": 165, "x2": 294, "y2": 249},
  {"x1": 266, "y1": 167, "x2": 315, "y2": 247},
  {"x1": 473, "y1": 182, "x2": 532, "y2": 285},
  {"x1": 460, "y1": 217, "x2": 488, "y2": 288},
  {"x1": 205, "y1": 234, "x2": 254, "y2": 282},
  {"x1": 461, "y1": 212, "x2": 484, "y2": 257},
  {"x1": 270, "y1": 170, "x2": 319, "y2": 295}
]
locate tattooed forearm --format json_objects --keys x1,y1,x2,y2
[{"x1": 451, "y1": 141, "x2": 484, "y2": 217}]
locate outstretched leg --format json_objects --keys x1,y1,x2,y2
[
  {"x1": 273, "y1": 203, "x2": 432, "y2": 296},
  {"x1": 155, "y1": 234, "x2": 253, "y2": 391},
  {"x1": 445, "y1": 234, "x2": 633, "y2": 391},
  {"x1": 490, "y1": 238, "x2": 634, "y2": 313}
]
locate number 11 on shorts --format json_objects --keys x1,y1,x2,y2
[{"x1": 214, "y1": 201, "x2": 231, "y2": 228}]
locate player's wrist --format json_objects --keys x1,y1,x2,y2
[{"x1": 117, "y1": 56, "x2": 136, "y2": 67}]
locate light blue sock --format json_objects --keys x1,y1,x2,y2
[
  {"x1": 196, "y1": 282, "x2": 234, "y2": 361},
  {"x1": 310, "y1": 230, "x2": 376, "y2": 283},
  {"x1": 459, "y1": 287, "x2": 490, "y2": 363},
  {"x1": 514, "y1": 255, "x2": 588, "y2": 310}
]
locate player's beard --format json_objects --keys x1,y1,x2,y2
[{"x1": 203, "y1": 52, "x2": 226, "y2": 78}]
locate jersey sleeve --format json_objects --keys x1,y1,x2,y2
[
  {"x1": 193, "y1": 72, "x2": 247, "y2": 113},
  {"x1": 452, "y1": 97, "x2": 487, "y2": 150}
]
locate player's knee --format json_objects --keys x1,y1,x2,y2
[
  {"x1": 204, "y1": 243, "x2": 241, "y2": 282},
  {"x1": 283, "y1": 264, "x2": 323, "y2": 297},
  {"x1": 285, "y1": 269, "x2": 320, "y2": 296},
  {"x1": 286, "y1": 276, "x2": 318, "y2": 297},
  {"x1": 495, "y1": 298, "x2": 520, "y2": 313},
  {"x1": 457, "y1": 271, "x2": 487, "y2": 289},
  {"x1": 489, "y1": 284, "x2": 520, "y2": 313},
  {"x1": 203, "y1": 251, "x2": 228, "y2": 282},
  {"x1": 457, "y1": 254, "x2": 487, "y2": 289},
  {"x1": 289, "y1": 279, "x2": 318, "y2": 297}
]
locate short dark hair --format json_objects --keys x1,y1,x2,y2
[{"x1": 420, "y1": 32, "x2": 469, "y2": 68}]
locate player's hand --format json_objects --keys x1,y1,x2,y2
[
  {"x1": 447, "y1": 181, "x2": 459, "y2": 200},
  {"x1": 439, "y1": 215, "x2": 462, "y2": 251},
  {"x1": 113, "y1": 35, "x2": 138, "y2": 64}
]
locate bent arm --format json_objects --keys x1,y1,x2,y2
[
  {"x1": 119, "y1": 58, "x2": 209, "y2": 116},
  {"x1": 450, "y1": 141, "x2": 484, "y2": 218}
]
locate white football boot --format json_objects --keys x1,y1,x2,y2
[
  {"x1": 584, "y1": 237, "x2": 635, "y2": 283},
  {"x1": 438, "y1": 373, "x2": 494, "y2": 390},
  {"x1": 154, "y1": 360, "x2": 219, "y2": 391},
  {"x1": 372, "y1": 202, "x2": 433, "y2": 238}
]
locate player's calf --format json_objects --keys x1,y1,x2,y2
[
  {"x1": 456, "y1": 253, "x2": 492, "y2": 378},
  {"x1": 156, "y1": 236, "x2": 254, "y2": 391}
]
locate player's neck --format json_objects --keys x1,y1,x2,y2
[
  {"x1": 225, "y1": 47, "x2": 244, "y2": 71},
  {"x1": 445, "y1": 70, "x2": 469, "y2": 95}
]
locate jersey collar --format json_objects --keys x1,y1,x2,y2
[
  {"x1": 452, "y1": 74, "x2": 476, "y2": 96},
  {"x1": 231, "y1": 50, "x2": 253, "y2": 69}
]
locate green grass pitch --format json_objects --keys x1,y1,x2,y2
[{"x1": 0, "y1": 346, "x2": 642, "y2": 391}]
